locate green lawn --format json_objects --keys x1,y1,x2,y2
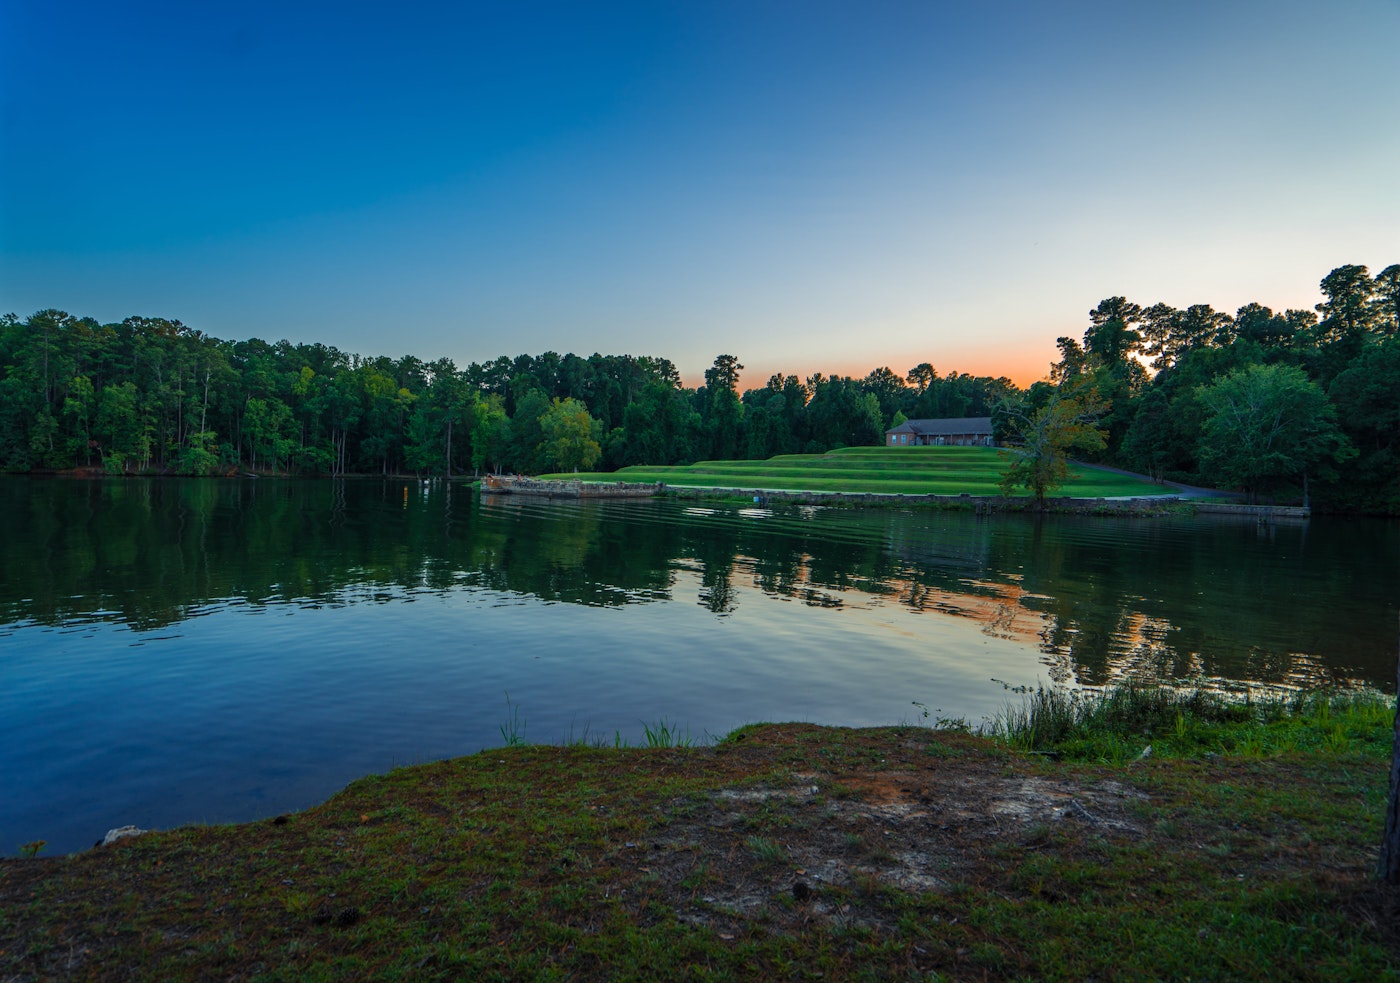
[{"x1": 552, "y1": 446, "x2": 1170, "y2": 498}]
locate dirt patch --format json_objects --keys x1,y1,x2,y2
[{"x1": 628, "y1": 731, "x2": 1150, "y2": 935}]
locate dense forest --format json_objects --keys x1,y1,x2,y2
[
  {"x1": 0, "y1": 314, "x2": 1010, "y2": 479},
  {"x1": 0, "y1": 262, "x2": 1396, "y2": 511}
]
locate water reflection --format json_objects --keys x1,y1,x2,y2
[
  {"x1": 0, "y1": 481, "x2": 1388, "y2": 688},
  {"x1": 1, "y1": 478, "x2": 1396, "y2": 691},
  {"x1": 4, "y1": 477, "x2": 1398, "y2": 853}
]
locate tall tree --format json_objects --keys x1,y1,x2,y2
[
  {"x1": 1315, "y1": 264, "x2": 1376, "y2": 346},
  {"x1": 703, "y1": 354, "x2": 745, "y2": 460},
  {"x1": 704, "y1": 354, "x2": 743, "y2": 393},
  {"x1": 1083, "y1": 297, "x2": 1143, "y2": 367},
  {"x1": 1139, "y1": 303, "x2": 1180, "y2": 371},
  {"x1": 905, "y1": 362, "x2": 937, "y2": 395},
  {"x1": 1050, "y1": 337, "x2": 1088, "y2": 384},
  {"x1": 1371, "y1": 264, "x2": 1400, "y2": 338}
]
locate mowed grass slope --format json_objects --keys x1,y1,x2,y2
[{"x1": 556, "y1": 446, "x2": 1168, "y2": 497}]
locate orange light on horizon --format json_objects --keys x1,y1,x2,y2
[{"x1": 679, "y1": 348, "x2": 1053, "y2": 393}]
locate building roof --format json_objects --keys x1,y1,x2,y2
[{"x1": 885, "y1": 416, "x2": 994, "y2": 436}]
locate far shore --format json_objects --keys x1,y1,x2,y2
[{"x1": 16, "y1": 467, "x2": 1311, "y2": 518}]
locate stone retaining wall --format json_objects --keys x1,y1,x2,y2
[
  {"x1": 662, "y1": 486, "x2": 1188, "y2": 515},
  {"x1": 662, "y1": 486, "x2": 1310, "y2": 519},
  {"x1": 1191, "y1": 502, "x2": 1311, "y2": 519}
]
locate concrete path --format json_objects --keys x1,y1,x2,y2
[{"x1": 1072, "y1": 460, "x2": 1242, "y2": 500}]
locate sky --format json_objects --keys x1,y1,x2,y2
[{"x1": 2, "y1": 1, "x2": 1397, "y2": 390}]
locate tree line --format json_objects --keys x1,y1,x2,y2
[
  {"x1": 2, "y1": 261, "x2": 1395, "y2": 512},
  {"x1": 0, "y1": 313, "x2": 1010, "y2": 479},
  {"x1": 1000, "y1": 262, "x2": 1398, "y2": 512}
]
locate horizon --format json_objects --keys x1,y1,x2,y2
[{"x1": 3, "y1": 1, "x2": 1396, "y2": 393}]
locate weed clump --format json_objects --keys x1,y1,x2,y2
[{"x1": 987, "y1": 682, "x2": 1391, "y2": 762}]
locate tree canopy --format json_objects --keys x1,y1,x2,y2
[
  {"x1": 538, "y1": 397, "x2": 602, "y2": 473},
  {"x1": 1196, "y1": 364, "x2": 1351, "y2": 504},
  {"x1": 3, "y1": 260, "x2": 1396, "y2": 513}
]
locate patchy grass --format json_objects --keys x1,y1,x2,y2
[
  {"x1": 3, "y1": 706, "x2": 1398, "y2": 981},
  {"x1": 548, "y1": 446, "x2": 1169, "y2": 498}
]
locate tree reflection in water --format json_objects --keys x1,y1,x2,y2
[{"x1": 1, "y1": 477, "x2": 1394, "y2": 691}]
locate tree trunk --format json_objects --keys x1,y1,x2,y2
[{"x1": 1379, "y1": 612, "x2": 1400, "y2": 883}]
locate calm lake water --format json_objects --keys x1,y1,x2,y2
[{"x1": 3, "y1": 477, "x2": 1396, "y2": 853}]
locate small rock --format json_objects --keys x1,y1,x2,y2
[{"x1": 101, "y1": 825, "x2": 148, "y2": 846}]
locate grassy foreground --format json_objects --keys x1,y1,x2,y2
[
  {"x1": 3, "y1": 689, "x2": 1397, "y2": 981},
  {"x1": 551, "y1": 446, "x2": 1170, "y2": 498}
]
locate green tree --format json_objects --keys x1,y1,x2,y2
[
  {"x1": 1233, "y1": 303, "x2": 1300, "y2": 351},
  {"x1": 861, "y1": 366, "x2": 908, "y2": 428},
  {"x1": 506, "y1": 388, "x2": 551, "y2": 473},
  {"x1": 704, "y1": 354, "x2": 743, "y2": 392},
  {"x1": 998, "y1": 384, "x2": 1109, "y2": 505},
  {"x1": 1196, "y1": 363, "x2": 1351, "y2": 504},
  {"x1": 1049, "y1": 337, "x2": 1088, "y2": 384},
  {"x1": 28, "y1": 410, "x2": 62, "y2": 469},
  {"x1": 433, "y1": 360, "x2": 476, "y2": 476},
  {"x1": 1371, "y1": 264, "x2": 1400, "y2": 337},
  {"x1": 0, "y1": 375, "x2": 36, "y2": 471},
  {"x1": 905, "y1": 362, "x2": 937, "y2": 395},
  {"x1": 1139, "y1": 303, "x2": 1179, "y2": 371},
  {"x1": 172, "y1": 430, "x2": 220, "y2": 476},
  {"x1": 1324, "y1": 340, "x2": 1400, "y2": 512},
  {"x1": 470, "y1": 394, "x2": 511, "y2": 474},
  {"x1": 403, "y1": 361, "x2": 476, "y2": 476},
  {"x1": 96, "y1": 381, "x2": 150, "y2": 473},
  {"x1": 1083, "y1": 297, "x2": 1143, "y2": 367},
  {"x1": 703, "y1": 354, "x2": 745, "y2": 459},
  {"x1": 61, "y1": 374, "x2": 97, "y2": 466},
  {"x1": 538, "y1": 397, "x2": 601, "y2": 472},
  {"x1": 244, "y1": 396, "x2": 296, "y2": 474},
  {"x1": 1315, "y1": 264, "x2": 1376, "y2": 346},
  {"x1": 356, "y1": 367, "x2": 413, "y2": 474},
  {"x1": 623, "y1": 374, "x2": 702, "y2": 465},
  {"x1": 805, "y1": 375, "x2": 882, "y2": 450}
]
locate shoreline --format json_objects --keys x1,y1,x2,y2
[
  {"x1": 658, "y1": 484, "x2": 1302, "y2": 517},
  {"x1": 3, "y1": 690, "x2": 1394, "y2": 980},
  {"x1": 11, "y1": 469, "x2": 1314, "y2": 518}
]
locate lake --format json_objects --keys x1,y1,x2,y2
[{"x1": 3, "y1": 477, "x2": 1396, "y2": 854}]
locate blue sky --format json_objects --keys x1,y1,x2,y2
[{"x1": 2, "y1": 1, "x2": 1396, "y2": 388}]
